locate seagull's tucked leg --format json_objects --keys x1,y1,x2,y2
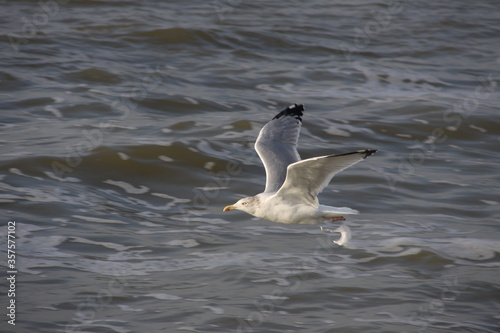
[{"x1": 324, "y1": 216, "x2": 345, "y2": 222}]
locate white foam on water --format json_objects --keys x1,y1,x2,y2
[
  {"x1": 202, "y1": 305, "x2": 225, "y2": 315},
  {"x1": 145, "y1": 293, "x2": 182, "y2": 301},
  {"x1": 166, "y1": 239, "x2": 200, "y2": 248},
  {"x1": 72, "y1": 215, "x2": 127, "y2": 224},
  {"x1": 104, "y1": 179, "x2": 149, "y2": 194}
]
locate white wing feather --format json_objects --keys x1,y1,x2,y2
[
  {"x1": 274, "y1": 150, "x2": 377, "y2": 205},
  {"x1": 255, "y1": 104, "x2": 303, "y2": 193}
]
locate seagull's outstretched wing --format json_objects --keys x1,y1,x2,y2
[
  {"x1": 275, "y1": 149, "x2": 377, "y2": 205},
  {"x1": 255, "y1": 104, "x2": 303, "y2": 193}
]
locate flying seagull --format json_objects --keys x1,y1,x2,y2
[{"x1": 223, "y1": 104, "x2": 376, "y2": 224}]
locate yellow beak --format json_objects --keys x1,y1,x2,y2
[{"x1": 223, "y1": 205, "x2": 235, "y2": 212}]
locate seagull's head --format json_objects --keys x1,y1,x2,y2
[{"x1": 223, "y1": 196, "x2": 259, "y2": 215}]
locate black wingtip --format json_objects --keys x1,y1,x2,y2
[
  {"x1": 272, "y1": 103, "x2": 304, "y2": 122},
  {"x1": 360, "y1": 149, "x2": 378, "y2": 158},
  {"x1": 332, "y1": 149, "x2": 378, "y2": 159}
]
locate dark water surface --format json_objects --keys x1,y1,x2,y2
[{"x1": 1, "y1": 0, "x2": 499, "y2": 332}]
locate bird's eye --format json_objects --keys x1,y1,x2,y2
[{"x1": 242, "y1": 202, "x2": 247, "y2": 206}]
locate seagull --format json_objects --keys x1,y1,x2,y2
[{"x1": 223, "y1": 104, "x2": 377, "y2": 224}]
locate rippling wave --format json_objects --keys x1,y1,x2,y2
[{"x1": 1, "y1": 0, "x2": 499, "y2": 332}]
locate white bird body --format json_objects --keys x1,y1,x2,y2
[
  {"x1": 251, "y1": 194, "x2": 358, "y2": 224},
  {"x1": 223, "y1": 104, "x2": 376, "y2": 224},
  {"x1": 253, "y1": 192, "x2": 320, "y2": 224}
]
